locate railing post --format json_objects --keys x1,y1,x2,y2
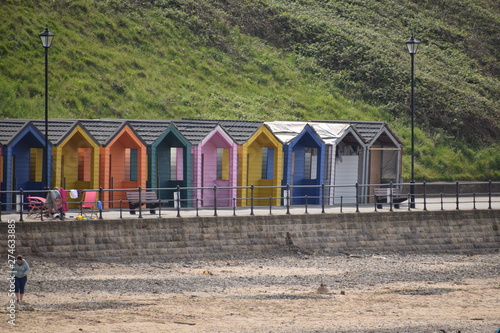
[
  {"x1": 389, "y1": 182, "x2": 394, "y2": 212},
  {"x1": 321, "y1": 184, "x2": 325, "y2": 214},
  {"x1": 355, "y1": 183, "x2": 360, "y2": 213},
  {"x1": 455, "y1": 181, "x2": 459, "y2": 210},
  {"x1": 407, "y1": 193, "x2": 411, "y2": 211},
  {"x1": 233, "y1": 198, "x2": 236, "y2": 216},
  {"x1": 305, "y1": 195, "x2": 308, "y2": 214},
  {"x1": 158, "y1": 199, "x2": 162, "y2": 218},
  {"x1": 286, "y1": 184, "x2": 290, "y2": 215},
  {"x1": 177, "y1": 185, "x2": 181, "y2": 218},
  {"x1": 473, "y1": 192, "x2": 476, "y2": 210},
  {"x1": 138, "y1": 186, "x2": 143, "y2": 219},
  {"x1": 250, "y1": 184, "x2": 254, "y2": 216},
  {"x1": 110, "y1": 177, "x2": 114, "y2": 208},
  {"x1": 340, "y1": 196, "x2": 343, "y2": 213},
  {"x1": 213, "y1": 185, "x2": 217, "y2": 217},
  {"x1": 119, "y1": 199, "x2": 123, "y2": 219},
  {"x1": 99, "y1": 187, "x2": 103, "y2": 219},
  {"x1": 19, "y1": 189, "x2": 24, "y2": 222},
  {"x1": 440, "y1": 193, "x2": 444, "y2": 210},
  {"x1": 269, "y1": 197, "x2": 272, "y2": 215},
  {"x1": 423, "y1": 181, "x2": 427, "y2": 211},
  {"x1": 79, "y1": 197, "x2": 83, "y2": 218},
  {"x1": 196, "y1": 198, "x2": 199, "y2": 217},
  {"x1": 488, "y1": 180, "x2": 492, "y2": 209}
]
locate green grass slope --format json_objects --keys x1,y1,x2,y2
[{"x1": 0, "y1": 0, "x2": 498, "y2": 181}]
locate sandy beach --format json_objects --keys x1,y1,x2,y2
[{"x1": 2, "y1": 250, "x2": 500, "y2": 332}]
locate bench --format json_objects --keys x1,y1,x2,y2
[
  {"x1": 373, "y1": 188, "x2": 408, "y2": 209},
  {"x1": 126, "y1": 191, "x2": 159, "y2": 214}
]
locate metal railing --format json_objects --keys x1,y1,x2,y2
[{"x1": 0, "y1": 181, "x2": 498, "y2": 221}]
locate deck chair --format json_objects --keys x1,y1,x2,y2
[
  {"x1": 27, "y1": 196, "x2": 45, "y2": 219},
  {"x1": 45, "y1": 190, "x2": 63, "y2": 219},
  {"x1": 80, "y1": 191, "x2": 98, "y2": 218}
]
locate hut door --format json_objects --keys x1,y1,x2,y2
[{"x1": 334, "y1": 155, "x2": 359, "y2": 204}]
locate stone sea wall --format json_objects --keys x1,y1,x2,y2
[{"x1": 1, "y1": 210, "x2": 499, "y2": 259}]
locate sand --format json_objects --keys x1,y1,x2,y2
[{"x1": 2, "y1": 250, "x2": 499, "y2": 332}]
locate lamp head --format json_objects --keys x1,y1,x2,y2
[
  {"x1": 39, "y1": 26, "x2": 55, "y2": 48},
  {"x1": 405, "y1": 35, "x2": 420, "y2": 54}
]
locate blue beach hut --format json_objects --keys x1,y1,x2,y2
[
  {"x1": 267, "y1": 122, "x2": 326, "y2": 205},
  {"x1": 0, "y1": 120, "x2": 49, "y2": 209}
]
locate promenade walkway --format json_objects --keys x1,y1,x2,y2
[{"x1": 1, "y1": 196, "x2": 498, "y2": 222}]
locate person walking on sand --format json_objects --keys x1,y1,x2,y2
[{"x1": 13, "y1": 255, "x2": 30, "y2": 303}]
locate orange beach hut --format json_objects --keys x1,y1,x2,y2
[{"x1": 80, "y1": 120, "x2": 147, "y2": 208}]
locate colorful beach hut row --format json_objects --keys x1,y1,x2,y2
[{"x1": 0, "y1": 118, "x2": 402, "y2": 209}]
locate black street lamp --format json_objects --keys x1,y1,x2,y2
[
  {"x1": 39, "y1": 26, "x2": 55, "y2": 189},
  {"x1": 406, "y1": 35, "x2": 420, "y2": 208}
]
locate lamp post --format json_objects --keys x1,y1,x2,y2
[
  {"x1": 406, "y1": 35, "x2": 419, "y2": 208},
  {"x1": 39, "y1": 26, "x2": 55, "y2": 189}
]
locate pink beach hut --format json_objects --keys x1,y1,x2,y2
[{"x1": 173, "y1": 120, "x2": 238, "y2": 207}]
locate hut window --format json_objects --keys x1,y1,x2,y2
[
  {"x1": 125, "y1": 148, "x2": 138, "y2": 181},
  {"x1": 304, "y1": 147, "x2": 318, "y2": 180},
  {"x1": 77, "y1": 148, "x2": 91, "y2": 182},
  {"x1": 216, "y1": 148, "x2": 229, "y2": 180},
  {"x1": 29, "y1": 148, "x2": 43, "y2": 182},
  {"x1": 381, "y1": 149, "x2": 397, "y2": 180},
  {"x1": 261, "y1": 147, "x2": 274, "y2": 180},
  {"x1": 170, "y1": 147, "x2": 184, "y2": 181}
]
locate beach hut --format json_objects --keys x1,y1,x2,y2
[
  {"x1": 353, "y1": 121, "x2": 403, "y2": 201},
  {"x1": 306, "y1": 122, "x2": 366, "y2": 204},
  {"x1": 180, "y1": 119, "x2": 284, "y2": 207},
  {"x1": 79, "y1": 119, "x2": 147, "y2": 208},
  {"x1": 173, "y1": 120, "x2": 238, "y2": 207},
  {"x1": 266, "y1": 122, "x2": 326, "y2": 205},
  {"x1": 315, "y1": 120, "x2": 403, "y2": 203},
  {"x1": 229, "y1": 122, "x2": 283, "y2": 207},
  {"x1": 128, "y1": 120, "x2": 192, "y2": 207},
  {"x1": 32, "y1": 119, "x2": 100, "y2": 201},
  {"x1": 0, "y1": 120, "x2": 48, "y2": 209}
]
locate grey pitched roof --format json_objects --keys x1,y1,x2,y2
[
  {"x1": 180, "y1": 119, "x2": 264, "y2": 145},
  {"x1": 79, "y1": 119, "x2": 130, "y2": 146},
  {"x1": 127, "y1": 119, "x2": 172, "y2": 145},
  {"x1": 6, "y1": 118, "x2": 400, "y2": 148},
  {"x1": 0, "y1": 119, "x2": 34, "y2": 145},
  {"x1": 213, "y1": 120, "x2": 264, "y2": 145},
  {"x1": 349, "y1": 122, "x2": 386, "y2": 143},
  {"x1": 171, "y1": 120, "x2": 227, "y2": 145},
  {"x1": 31, "y1": 119, "x2": 81, "y2": 145},
  {"x1": 313, "y1": 120, "x2": 402, "y2": 145}
]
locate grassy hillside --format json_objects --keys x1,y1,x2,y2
[{"x1": 0, "y1": 0, "x2": 498, "y2": 181}]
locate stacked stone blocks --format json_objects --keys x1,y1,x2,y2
[{"x1": 0, "y1": 210, "x2": 498, "y2": 259}]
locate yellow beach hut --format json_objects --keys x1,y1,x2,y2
[{"x1": 33, "y1": 119, "x2": 100, "y2": 194}]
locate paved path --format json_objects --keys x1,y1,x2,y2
[{"x1": 1, "y1": 196, "x2": 498, "y2": 222}]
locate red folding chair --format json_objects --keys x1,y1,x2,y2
[
  {"x1": 80, "y1": 191, "x2": 98, "y2": 218},
  {"x1": 26, "y1": 196, "x2": 46, "y2": 219}
]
